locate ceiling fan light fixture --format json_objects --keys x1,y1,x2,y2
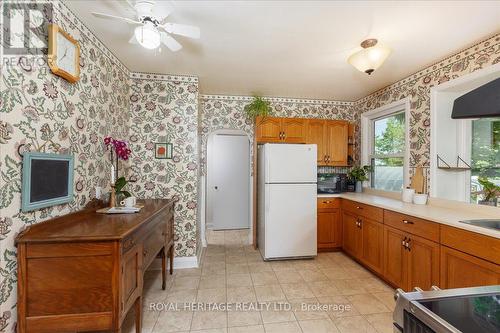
[
  {"x1": 134, "y1": 22, "x2": 161, "y2": 49},
  {"x1": 347, "y1": 39, "x2": 391, "y2": 75}
]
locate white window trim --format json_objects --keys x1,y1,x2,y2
[
  {"x1": 361, "y1": 97, "x2": 411, "y2": 190},
  {"x1": 429, "y1": 63, "x2": 500, "y2": 201}
]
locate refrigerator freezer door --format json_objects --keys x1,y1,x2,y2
[
  {"x1": 263, "y1": 144, "x2": 317, "y2": 183},
  {"x1": 262, "y1": 183, "x2": 317, "y2": 259}
]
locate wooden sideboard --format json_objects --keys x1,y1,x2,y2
[{"x1": 15, "y1": 199, "x2": 175, "y2": 333}]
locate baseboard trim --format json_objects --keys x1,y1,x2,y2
[{"x1": 148, "y1": 256, "x2": 199, "y2": 270}]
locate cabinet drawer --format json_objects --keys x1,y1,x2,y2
[
  {"x1": 384, "y1": 210, "x2": 439, "y2": 243},
  {"x1": 342, "y1": 199, "x2": 383, "y2": 222},
  {"x1": 317, "y1": 198, "x2": 340, "y2": 210},
  {"x1": 440, "y1": 225, "x2": 500, "y2": 265}
]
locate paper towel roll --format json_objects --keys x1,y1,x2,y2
[{"x1": 402, "y1": 188, "x2": 415, "y2": 203}]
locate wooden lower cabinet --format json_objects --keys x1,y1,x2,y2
[
  {"x1": 342, "y1": 211, "x2": 384, "y2": 273},
  {"x1": 317, "y1": 198, "x2": 342, "y2": 250},
  {"x1": 406, "y1": 234, "x2": 440, "y2": 291},
  {"x1": 317, "y1": 209, "x2": 342, "y2": 250},
  {"x1": 382, "y1": 225, "x2": 439, "y2": 291},
  {"x1": 360, "y1": 217, "x2": 384, "y2": 274},
  {"x1": 383, "y1": 225, "x2": 407, "y2": 288},
  {"x1": 338, "y1": 202, "x2": 500, "y2": 292},
  {"x1": 440, "y1": 246, "x2": 500, "y2": 289},
  {"x1": 342, "y1": 211, "x2": 362, "y2": 258}
]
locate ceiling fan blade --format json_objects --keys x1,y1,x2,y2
[
  {"x1": 129, "y1": 34, "x2": 138, "y2": 44},
  {"x1": 91, "y1": 12, "x2": 141, "y2": 25},
  {"x1": 124, "y1": 0, "x2": 136, "y2": 10},
  {"x1": 160, "y1": 32, "x2": 182, "y2": 52},
  {"x1": 161, "y1": 23, "x2": 200, "y2": 39},
  {"x1": 153, "y1": 1, "x2": 174, "y2": 22}
]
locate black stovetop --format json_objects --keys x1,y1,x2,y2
[{"x1": 420, "y1": 294, "x2": 500, "y2": 333}]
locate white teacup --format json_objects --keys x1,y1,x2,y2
[{"x1": 120, "y1": 196, "x2": 137, "y2": 208}]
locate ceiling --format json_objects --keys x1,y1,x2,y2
[{"x1": 65, "y1": 1, "x2": 500, "y2": 101}]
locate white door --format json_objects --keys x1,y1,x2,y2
[
  {"x1": 263, "y1": 144, "x2": 317, "y2": 183},
  {"x1": 209, "y1": 134, "x2": 250, "y2": 230},
  {"x1": 264, "y1": 183, "x2": 317, "y2": 259}
]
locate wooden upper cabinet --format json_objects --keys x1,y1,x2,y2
[
  {"x1": 407, "y1": 234, "x2": 440, "y2": 291},
  {"x1": 281, "y1": 118, "x2": 307, "y2": 143},
  {"x1": 306, "y1": 120, "x2": 327, "y2": 164},
  {"x1": 326, "y1": 121, "x2": 348, "y2": 166},
  {"x1": 255, "y1": 117, "x2": 282, "y2": 143},
  {"x1": 306, "y1": 119, "x2": 349, "y2": 166},
  {"x1": 255, "y1": 117, "x2": 306, "y2": 143}
]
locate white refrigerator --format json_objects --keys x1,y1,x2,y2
[{"x1": 258, "y1": 143, "x2": 317, "y2": 260}]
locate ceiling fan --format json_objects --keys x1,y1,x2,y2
[{"x1": 91, "y1": 0, "x2": 200, "y2": 51}]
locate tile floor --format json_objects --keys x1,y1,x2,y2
[{"x1": 122, "y1": 229, "x2": 395, "y2": 333}]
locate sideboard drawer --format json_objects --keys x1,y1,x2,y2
[
  {"x1": 342, "y1": 199, "x2": 383, "y2": 222},
  {"x1": 384, "y1": 210, "x2": 439, "y2": 242},
  {"x1": 143, "y1": 224, "x2": 166, "y2": 268}
]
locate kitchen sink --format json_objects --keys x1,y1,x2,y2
[{"x1": 459, "y1": 219, "x2": 500, "y2": 231}]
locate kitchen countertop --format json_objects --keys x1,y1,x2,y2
[{"x1": 317, "y1": 192, "x2": 500, "y2": 239}]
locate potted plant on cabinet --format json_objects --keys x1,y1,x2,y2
[
  {"x1": 244, "y1": 95, "x2": 271, "y2": 122},
  {"x1": 348, "y1": 165, "x2": 373, "y2": 193},
  {"x1": 475, "y1": 177, "x2": 499, "y2": 206}
]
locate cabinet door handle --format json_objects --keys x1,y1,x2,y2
[
  {"x1": 407, "y1": 238, "x2": 411, "y2": 251},
  {"x1": 323, "y1": 200, "x2": 331, "y2": 204},
  {"x1": 402, "y1": 237, "x2": 407, "y2": 248},
  {"x1": 143, "y1": 250, "x2": 148, "y2": 256},
  {"x1": 356, "y1": 206, "x2": 363, "y2": 210},
  {"x1": 402, "y1": 220, "x2": 414, "y2": 225},
  {"x1": 283, "y1": 132, "x2": 286, "y2": 140}
]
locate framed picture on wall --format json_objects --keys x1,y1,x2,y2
[{"x1": 155, "y1": 143, "x2": 173, "y2": 159}]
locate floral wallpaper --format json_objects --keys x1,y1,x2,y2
[
  {"x1": 128, "y1": 72, "x2": 199, "y2": 258},
  {"x1": 199, "y1": 95, "x2": 356, "y2": 175},
  {"x1": 354, "y1": 33, "x2": 500, "y2": 186},
  {"x1": 0, "y1": 0, "x2": 498, "y2": 330},
  {"x1": 0, "y1": 1, "x2": 130, "y2": 331}
]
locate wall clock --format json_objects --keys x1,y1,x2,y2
[{"x1": 48, "y1": 24, "x2": 80, "y2": 83}]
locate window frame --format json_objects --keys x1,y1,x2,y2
[{"x1": 361, "y1": 97, "x2": 411, "y2": 192}]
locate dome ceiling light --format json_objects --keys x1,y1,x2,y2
[{"x1": 347, "y1": 39, "x2": 391, "y2": 75}]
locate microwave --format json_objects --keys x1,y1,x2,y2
[{"x1": 317, "y1": 173, "x2": 354, "y2": 194}]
